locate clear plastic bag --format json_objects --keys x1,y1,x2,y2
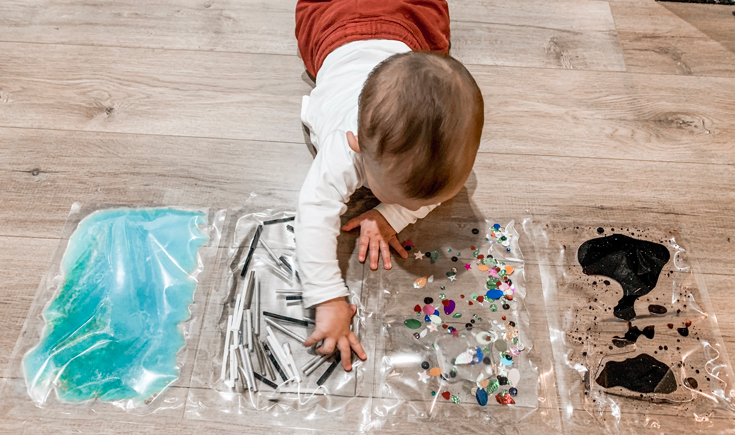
[
  {"x1": 0, "y1": 203, "x2": 224, "y2": 421},
  {"x1": 370, "y1": 217, "x2": 560, "y2": 432},
  {"x1": 527, "y1": 219, "x2": 735, "y2": 433},
  {"x1": 186, "y1": 207, "x2": 373, "y2": 431}
]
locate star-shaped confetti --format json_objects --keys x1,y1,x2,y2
[
  {"x1": 414, "y1": 250, "x2": 424, "y2": 260},
  {"x1": 448, "y1": 275, "x2": 457, "y2": 281},
  {"x1": 464, "y1": 263, "x2": 472, "y2": 270},
  {"x1": 418, "y1": 370, "x2": 430, "y2": 383},
  {"x1": 427, "y1": 324, "x2": 438, "y2": 332}
]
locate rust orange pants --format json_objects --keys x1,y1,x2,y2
[{"x1": 295, "y1": 0, "x2": 451, "y2": 78}]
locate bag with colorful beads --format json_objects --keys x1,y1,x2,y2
[{"x1": 369, "y1": 216, "x2": 560, "y2": 432}]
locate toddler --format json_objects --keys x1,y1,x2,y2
[{"x1": 295, "y1": 0, "x2": 484, "y2": 370}]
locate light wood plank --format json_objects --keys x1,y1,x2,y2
[
  {"x1": 608, "y1": 0, "x2": 735, "y2": 77},
  {"x1": 448, "y1": 0, "x2": 626, "y2": 71},
  {"x1": 468, "y1": 64, "x2": 735, "y2": 165},
  {"x1": 0, "y1": 0, "x2": 299, "y2": 55},
  {"x1": 0, "y1": 42, "x2": 310, "y2": 144}
]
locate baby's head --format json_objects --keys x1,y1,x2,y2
[{"x1": 350, "y1": 52, "x2": 484, "y2": 211}]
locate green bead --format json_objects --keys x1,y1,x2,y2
[
  {"x1": 439, "y1": 293, "x2": 447, "y2": 300},
  {"x1": 404, "y1": 319, "x2": 422, "y2": 329},
  {"x1": 487, "y1": 379, "x2": 500, "y2": 394},
  {"x1": 447, "y1": 249, "x2": 452, "y2": 252},
  {"x1": 512, "y1": 337, "x2": 519, "y2": 344},
  {"x1": 452, "y1": 313, "x2": 462, "y2": 318},
  {"x1": 472, "y1": 314, "x2": 479, "y2": 319},
  {"x1": 440, "y1": 286, "x2": 446, "y2": 290},
  {"x1": 470, "y1": 293, "x2": 478, "y2": 300},
  {"x1": 456, "y1": 252, "x2": 461, "y2": 256},
  {"x1": 451, "y1": 395, "x2": 460, "y2": 404},
  {"x1": 431, "y1": 391, "x2": 436, "y2": 396},
  {"x1": 490, "y1": 304, "x2": 498, "y2": 312}
]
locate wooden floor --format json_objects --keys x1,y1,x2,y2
[{"x1": 1, "y1": 0, "x2": 734, "y2": 433}]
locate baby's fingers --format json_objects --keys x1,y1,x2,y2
[
  {"x1": 388, "y1": 237, "x2": 408, "y2": 259},
  {"x1": 380, "y1": 241, "x2": 392, "y2": 270},
  {"x1": 303, "y1": 330, "x2": 325, "y2": 348},
  {"x1": 317, "y1": 337, "x2": 337, "y2": 355},
  {"x1": 369, "y1": 238, "x2": 380, "y2": 270},
  {"x1": 337, "y1": 337, "x2": 353, "y2": 371},
  {"x1": 342, "y1": 216, "x2": 362, "y2": 232},
  {"x1": 348, "y1": 331, "x2": 367, "y2": 361},
  {"x1": 358, "y1": 233, "x2": 369, "y2": 263}
]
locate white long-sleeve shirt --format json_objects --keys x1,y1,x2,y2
[{"x1": 296, "y1": 40, "x2": 438, "y2": 308}]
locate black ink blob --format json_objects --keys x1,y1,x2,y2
[
  {"x1": 596, "y1": 354, "x2": 677, "y2": 394},
  {"x1": 648, "y1": 304, "x2": 667, "y2": 314},
  {"x1": 678, "y1": 321, "x2": 692, "y2": 337},
  {"x1": 597, "y1": 227, "x2": 604, "y2": 234},
  {"x1": 578, "y1": 234, "x2": 670, "y2": 320},
  {"x1": 612, "y1": 324, "x2": 655, "y2": 347},
  {"x1": 424, "y1": 297, "x2": 433, "y2": 304}
]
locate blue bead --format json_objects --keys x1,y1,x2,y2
[
  {"x1": 433, "y1": 309, "x2": 440, "y2": 316},
  {"x1": 476, "y1": 388, "x2": 488, "y2": 406},
  {"x1": 509, "y1": 387, "x2": 518, "y2": 396},
  {"x1": 425, "y1": 315, "x2": 431, "y2": 322},
  {"x1": 486, "y1": 289, "x2": 504, "y2": 300},
  {"x1": 493, "y1": 224, "x2": 500, "y2": 229}
]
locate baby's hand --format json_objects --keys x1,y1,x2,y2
[
  {"x1": 303, "y1": 298, "x2": 367, "y2": 371},
  {"x1": 342, "y1": 209, "x2": 408, "y2": 270}
]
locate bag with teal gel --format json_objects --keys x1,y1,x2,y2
[{"x1": 23, "y1": 208, "x2": 209, "y2": 405}]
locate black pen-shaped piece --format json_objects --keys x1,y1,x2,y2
[
  {"x1": 253, "y1": 372, "x2": 278, "y2": 389},
  {"x1": 262, "y1": 311, "x2": 308, "y2": 327},
  {"x1": 262, "y1": 340, "x2": 288, "y2": 382},
  {"x1": 316, "y1": 359, "x2": 340, "y2": 386},
  {"x1": 263, "y1": 216, "x2": 295, "y2": 226},
  {"x1": 240, "y1": 225, "x2": 263, "y2": 277},
  {"x1": 286, "y1": 295, "x2": 302, "y2": 301},
  {"x1": 286, "y1": 224, "x2": 294, "y2": 233}
]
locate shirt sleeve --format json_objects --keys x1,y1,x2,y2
[
  {"x1": 374, "y1": 202, "x2": 439, "y2": 234},
  {"x1": 295, "y1": 131, "x2": 363, "y2": 308}
]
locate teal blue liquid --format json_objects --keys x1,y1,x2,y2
[{"x1": 23, "y1": 208, "x2": 208, "y2": 404}]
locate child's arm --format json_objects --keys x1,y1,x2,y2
[
  {"x1": 342, "y1": 203, "x2": 439, "y2": 270},
  {"x1": 296, "y1": 131, "x2": 368, "y2": 370}
]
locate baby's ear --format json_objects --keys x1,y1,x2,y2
[{"x1": 346, "y1": 131, "x2": 361, "y2": 153}]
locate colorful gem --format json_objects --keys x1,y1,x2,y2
[
  {"x1": 487, "y1": 379, "x2": 500, "y2": 393},
  {"x1": 404, "y1": 319, "x2": 422, "y2": 329},
  {"x1": 495, "y1": 392, "x2": 515, "y2": 405},
  {"x1": 414, "y1": 277, "x2": 428, "y2": 289},
  {"x1": 430, "y1": 367, "x2": 443, "y2": 377},
  {"x1": 418, "y1": 370, "x2": 430, "y2": 383},
  {"x1": 443, "y1": 300, "x2": 456, "y2": 315}
]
